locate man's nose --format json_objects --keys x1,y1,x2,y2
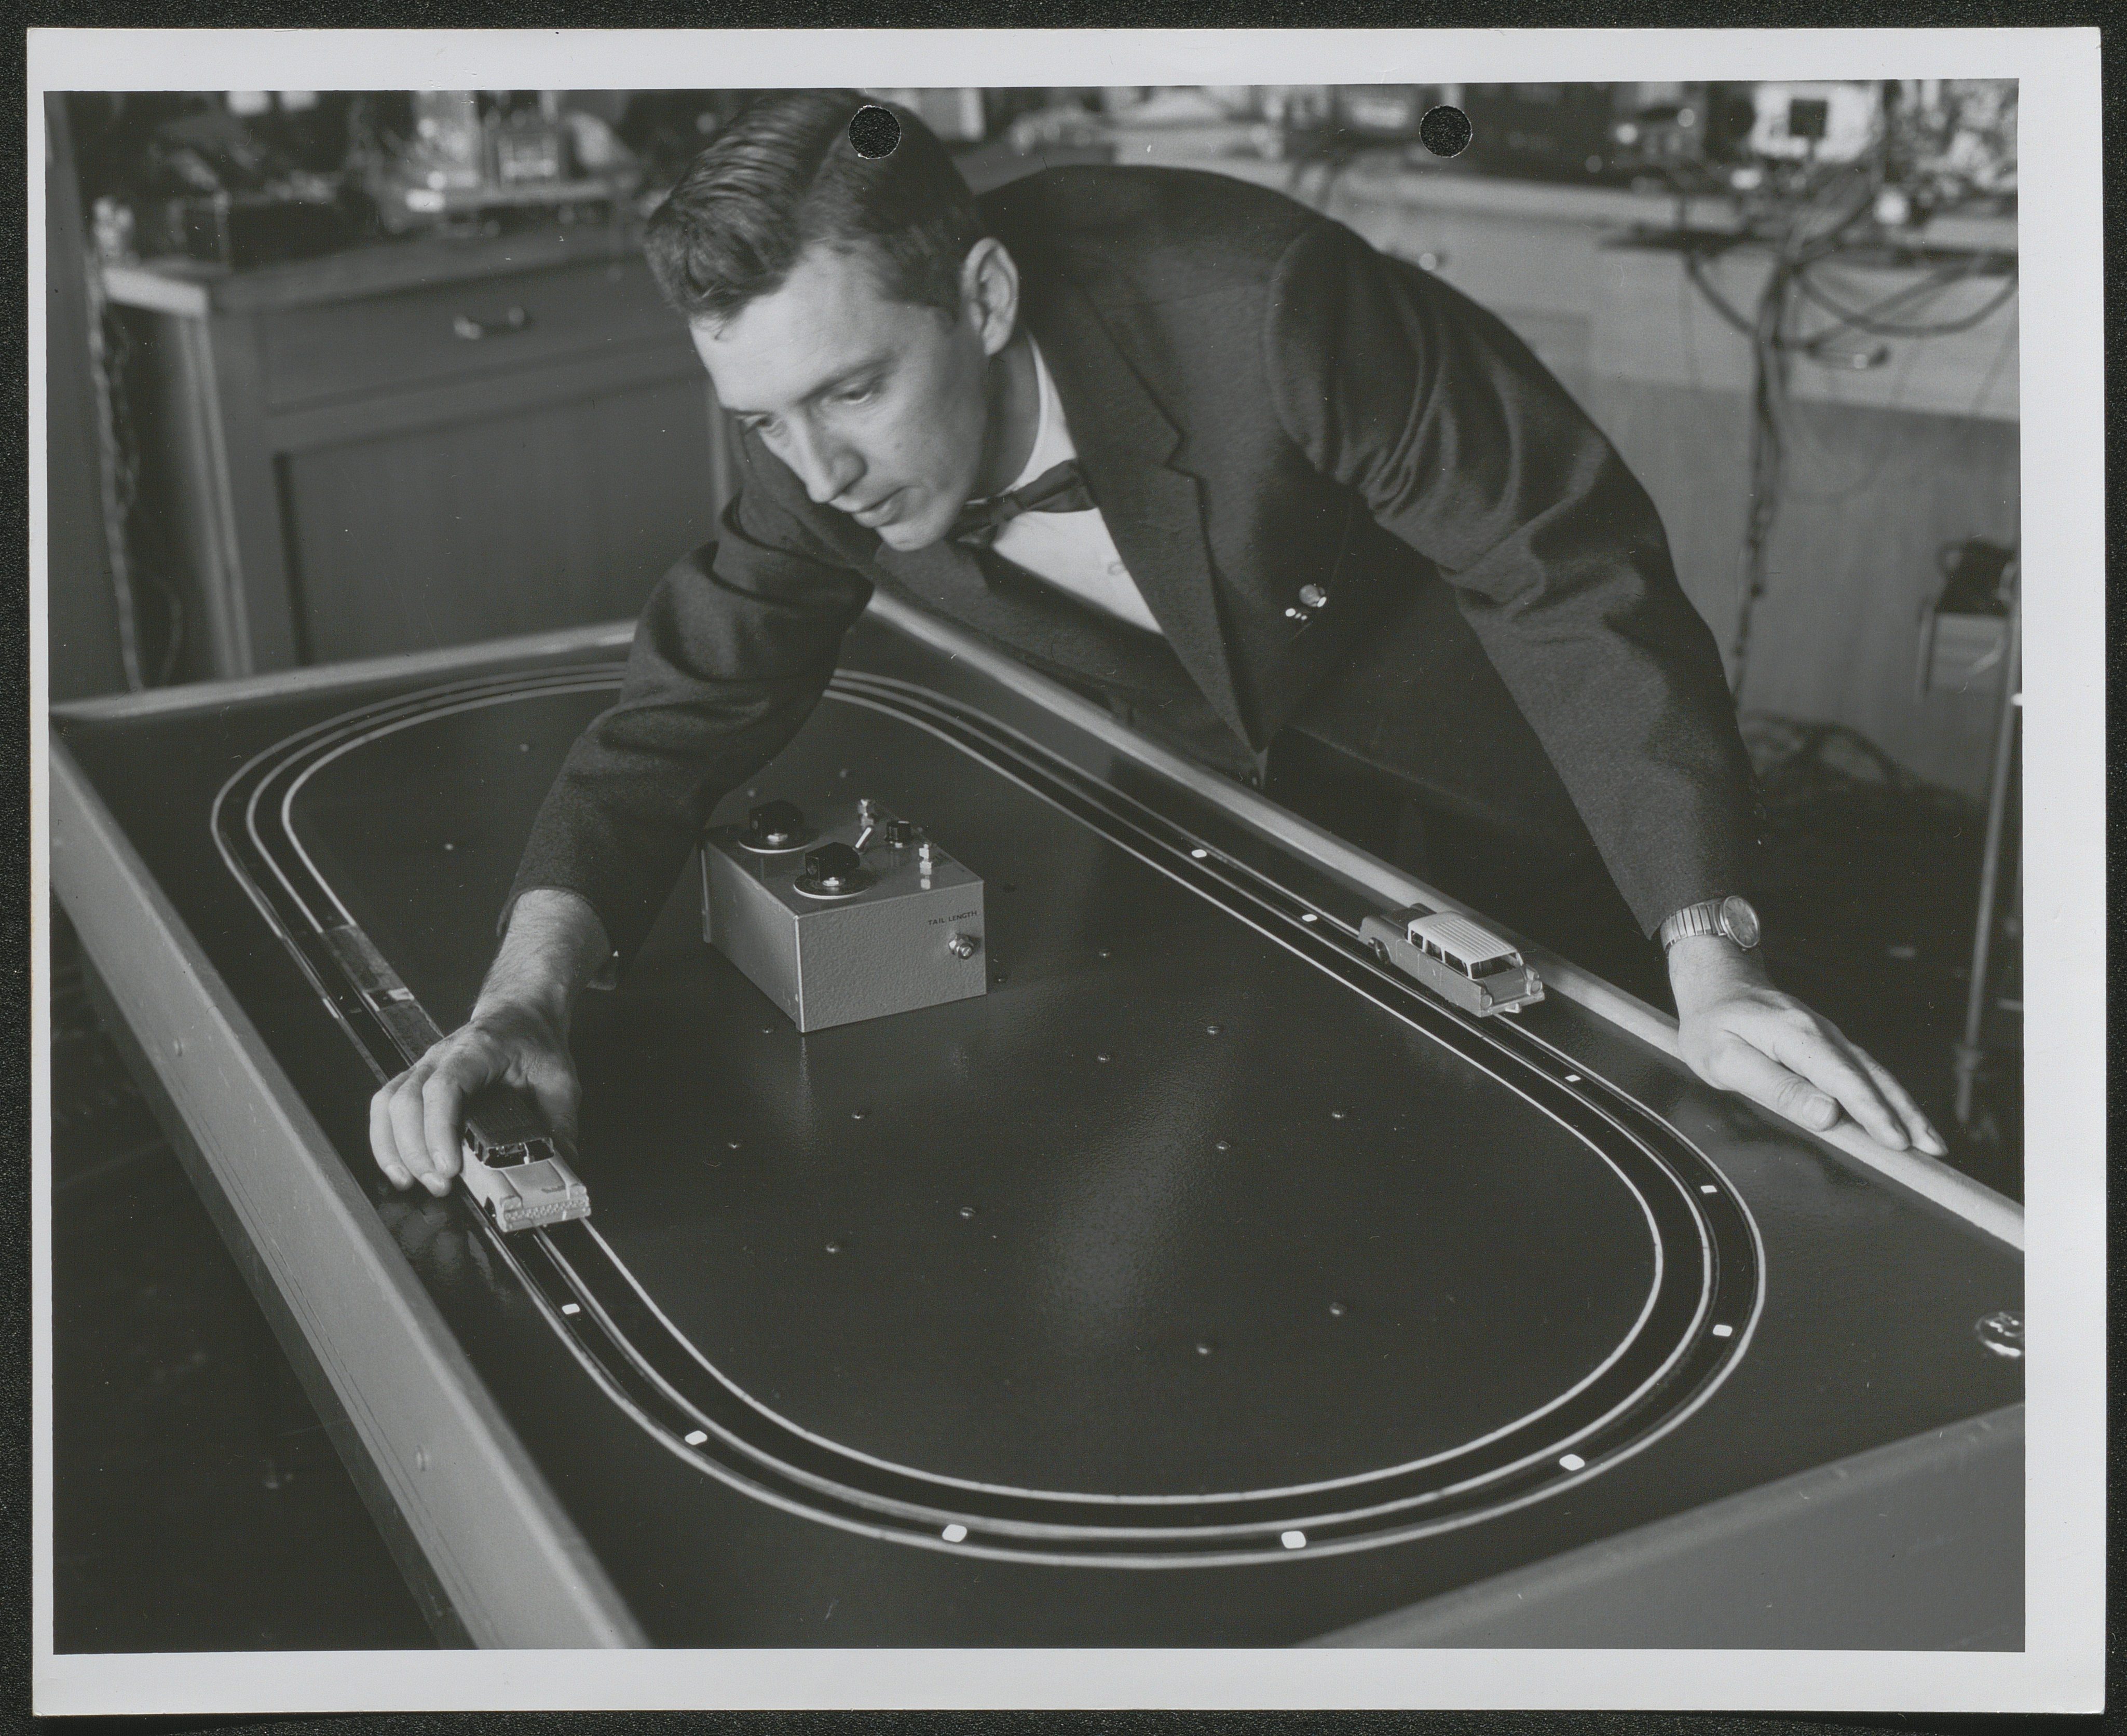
[{"x1": 787, "y1": 425, "x2": 863, "y2": 507}]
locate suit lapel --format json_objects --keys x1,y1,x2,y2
[{"x1": 1020, "y1": 272, "x2": 1254, "y2": 747}]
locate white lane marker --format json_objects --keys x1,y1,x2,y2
[
  {"x1": 942, "y1": 1524, "x2": 969, "y2": 1543},
  {"x1": 560, "y1": 1302, "x2": 581, "y2": 1316},
  {"x1": 1280, "y1": 1529, "x2": 1307, "y2": 1550},
  {"x1": 1712, "y1": 1323, "x2": 1734, "y2": 1337},
  {"x1": 684, "y1": 1430, "x2": 708, "y2": 1446},
  {"x1": 1559, "y1": 1453, "x2": 1586, "y2": 1471}
]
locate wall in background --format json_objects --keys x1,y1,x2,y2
[{"x1": 1584, "y1": 239, "x2": 2016, "y2": 801}]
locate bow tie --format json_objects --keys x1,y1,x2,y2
[{"x1": 950, "y1": 459, "x2": 1095, "y2": 548}]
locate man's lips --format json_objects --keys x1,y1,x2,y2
[{"x1": 846, "y1": 490, "x2": 903, "y2": 528}]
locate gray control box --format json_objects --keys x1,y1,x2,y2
[{"x1": 701, "y1": 799, "x2": 987, "y2": 1033}]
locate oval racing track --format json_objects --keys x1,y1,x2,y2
[{"x1": 211, "y1": 665, "x2": 1764, "y2": 1567}]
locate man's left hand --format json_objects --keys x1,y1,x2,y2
[{"x1": 1668, "y1": 936, "x2": 1947, "y2": 1156}]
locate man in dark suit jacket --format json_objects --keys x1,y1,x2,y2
[{"x1": 369, "y1": 90, "x2": 1941, "y2": 1195}]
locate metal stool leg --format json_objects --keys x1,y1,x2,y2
[{"x1": 1954, "y1": 566, "x2": 2021, "y2": 1128}]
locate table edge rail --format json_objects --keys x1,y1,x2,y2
[
  {"x1": 47, "y1": 735, "x2": 648, "y2": 1650},
  {"x1": 1302, "y1": 1402, "x2": 2025, "y2": 1649},
  {"x1": 862, "y1": 591, "x2": 2025, "y2": 1253}
]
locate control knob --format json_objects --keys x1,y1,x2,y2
[
  {"x1": 745, "y1": 799, "x2": 813, "y2": 851},
  {"x1": 796, "y1": 841, "x2": 873, "y2": 897}
]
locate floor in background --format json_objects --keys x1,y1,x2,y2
[
  {"x1": 1741, "y1": 713, "x2": 2022, "y2": 1203},
  {"x1": 49, "y1": 918, "x2": 436, "y2": 1653},
  {"x1": 45, "y1": 736, "x2": 2021, "y2": 1650}
]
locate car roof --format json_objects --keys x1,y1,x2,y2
[{"x1": 1407, "y1": 911, "x2": 1520, "y2": 962}]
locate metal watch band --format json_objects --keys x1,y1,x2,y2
[{"x1": 1659, "y1": 900, "x2": 1729, "y2": 951}]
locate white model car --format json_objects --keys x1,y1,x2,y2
[{"x1": 1358, "y1": 906, "x2": 1546, "y2": 1017}]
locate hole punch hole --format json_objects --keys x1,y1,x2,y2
[
  {"x1": 1420, "y1": 105, "x2": 1472, "y2": 159},
  {"x1": 849, "y1": 104, "x2": 901, "y2": 160}
]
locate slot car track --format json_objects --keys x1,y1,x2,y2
[{"x1": 211, "y1": 663, "x2": 1761, "y2": 1568}]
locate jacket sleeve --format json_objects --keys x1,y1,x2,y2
[
  {"x1": 505, "y1": 452, "x2": 872, "y2": 973},
  {"x1": 1264, "y1": 217, "x2": 1758, "y2": 934}
]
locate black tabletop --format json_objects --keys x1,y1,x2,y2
[{"x1": 58, "y1": 614, "x2": 2022, "y2": 1643}]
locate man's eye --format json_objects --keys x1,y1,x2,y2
[{"x1": 834, "y1": 383, "x2": 877, "y2": 405}]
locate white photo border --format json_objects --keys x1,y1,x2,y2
[{"x1": 28, "y1": 24, "x2": 2104, "y2": 1716}]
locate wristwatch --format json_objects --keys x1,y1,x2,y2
[{"x1": 1658, "y1": 895, "x2": 1762, "y2": 953}]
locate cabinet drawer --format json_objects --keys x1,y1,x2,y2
[
  {"x1": 283, "y1": 372, "x2": 719, "y2": 662},
  {"x1": 258, "y1": 255, "x2": 685, "y2": 411}
]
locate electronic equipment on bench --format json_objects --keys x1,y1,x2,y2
[{"x1": 701, "y1": 798, "x2": 988, "y2": 1033}]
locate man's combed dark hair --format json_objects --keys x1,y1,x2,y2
[{"x1": 643, "y1": 89, "x2": 987, "y2": 325}]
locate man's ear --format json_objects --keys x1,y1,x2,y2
[{"x1": 960, "y1": 238, "x2": 1020, "y2": 358}]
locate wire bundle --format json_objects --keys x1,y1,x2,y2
[
  {"x1": 1677, "y1": 161, "x2": 2017, "y2": 695},
  {"x1": 83, "y1": 261, "x2": 185, "y2": 689}
]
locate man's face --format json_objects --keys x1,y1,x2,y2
[{"x1": 693, "y1": 244, "x2": 994, "y2": 553}]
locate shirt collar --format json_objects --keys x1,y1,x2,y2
[{"x1": 1000, "y1": 334, "x2": 1076, "y2": 496}]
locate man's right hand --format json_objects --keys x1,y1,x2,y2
[
  {"x1": 369, "y1": 1001, "x2": 580, "y2": 1197},
  {"x1": 366, "y1": 887, "x2": 615, "y2": 1197}
]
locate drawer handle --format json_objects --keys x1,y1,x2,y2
[{"x1": 452, "y1": 306, "x2": 533, "y2": 341}]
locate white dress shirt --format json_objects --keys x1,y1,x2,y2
[{"x1": 984, "y1": 339, "x2": 1165, "y2": 638}]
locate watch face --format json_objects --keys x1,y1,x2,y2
[{"x1": 1721, "y1": 895, "x2": 1762, "y2": 949}]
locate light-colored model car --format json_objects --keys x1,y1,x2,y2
[{"x1": 1358, "y1": 906, "x2": 1546, "y2": 1017}]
